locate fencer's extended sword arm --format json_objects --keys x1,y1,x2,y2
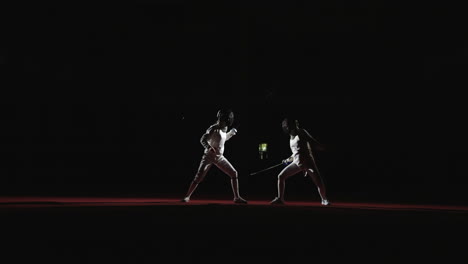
[{"x1": 283, "y1": 155, "x2": 294, "y2": 164}]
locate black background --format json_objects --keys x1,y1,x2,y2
[{"x1": 1, "y1": 1, "x2": 467, "y2": 204}]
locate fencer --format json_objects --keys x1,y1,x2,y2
[
  {"x1": 271, "y1": 118, "x2": 330, "y2": 206},
  {"x1": 181, "y1": 109, "x2": 248, "y2": 204}
]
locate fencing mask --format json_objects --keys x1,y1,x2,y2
[
  {"x1": 217, "y1": 109, "x2": 234, "y2": 127},
  {"x1": 282, "y1": 117, "x2": 299, "y2": 134}
]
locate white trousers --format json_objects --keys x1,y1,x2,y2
[{"x1": 193, "y1": 151, "x2": 238, "y2": 183}]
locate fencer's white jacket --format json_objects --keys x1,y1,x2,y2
[
  {"x1": 200, "y1": 124, "x2": 237, "y2": 156},
  {"x1": 289, "y1": 134, "x2": 312, "y2": 164},
  {"x1": 286, "y1": 128, "x2": 322, "y2": 170}
]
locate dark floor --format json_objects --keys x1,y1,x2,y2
[{"x1": 2, "y1": 197, "x2": 468, "y2": 263}]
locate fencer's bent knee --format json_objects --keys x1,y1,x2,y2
[
  {"x1": 230, "y1": 170, "x2": 238, "y2": 179},
  {"x1": 277, "y1": 173, "x2": 287, "y2": 180}
]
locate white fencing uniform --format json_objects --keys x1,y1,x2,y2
[
  {"x1": 194, "y1": 124, "x2": 238, "y2": 183},
  {"x1": 182, "y1": 110, "x2": 246, "y2": 204},
  {"x1": 277, "y1": 129, "x2": 317, "y2": 181},
  {"x1": 273, "y1": 127, "x2": 329, "y2": 205}
]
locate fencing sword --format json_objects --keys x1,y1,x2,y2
[{"x1": 249, "y1": 162, "x2": 284, "y2": 176}]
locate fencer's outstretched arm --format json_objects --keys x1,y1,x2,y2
[
  {"x1": 301, "y1": 129, "x2": 326, "y2": 151},
  {"x1": 226, "y1": 128, "x2": 237, "y2": 141}
]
